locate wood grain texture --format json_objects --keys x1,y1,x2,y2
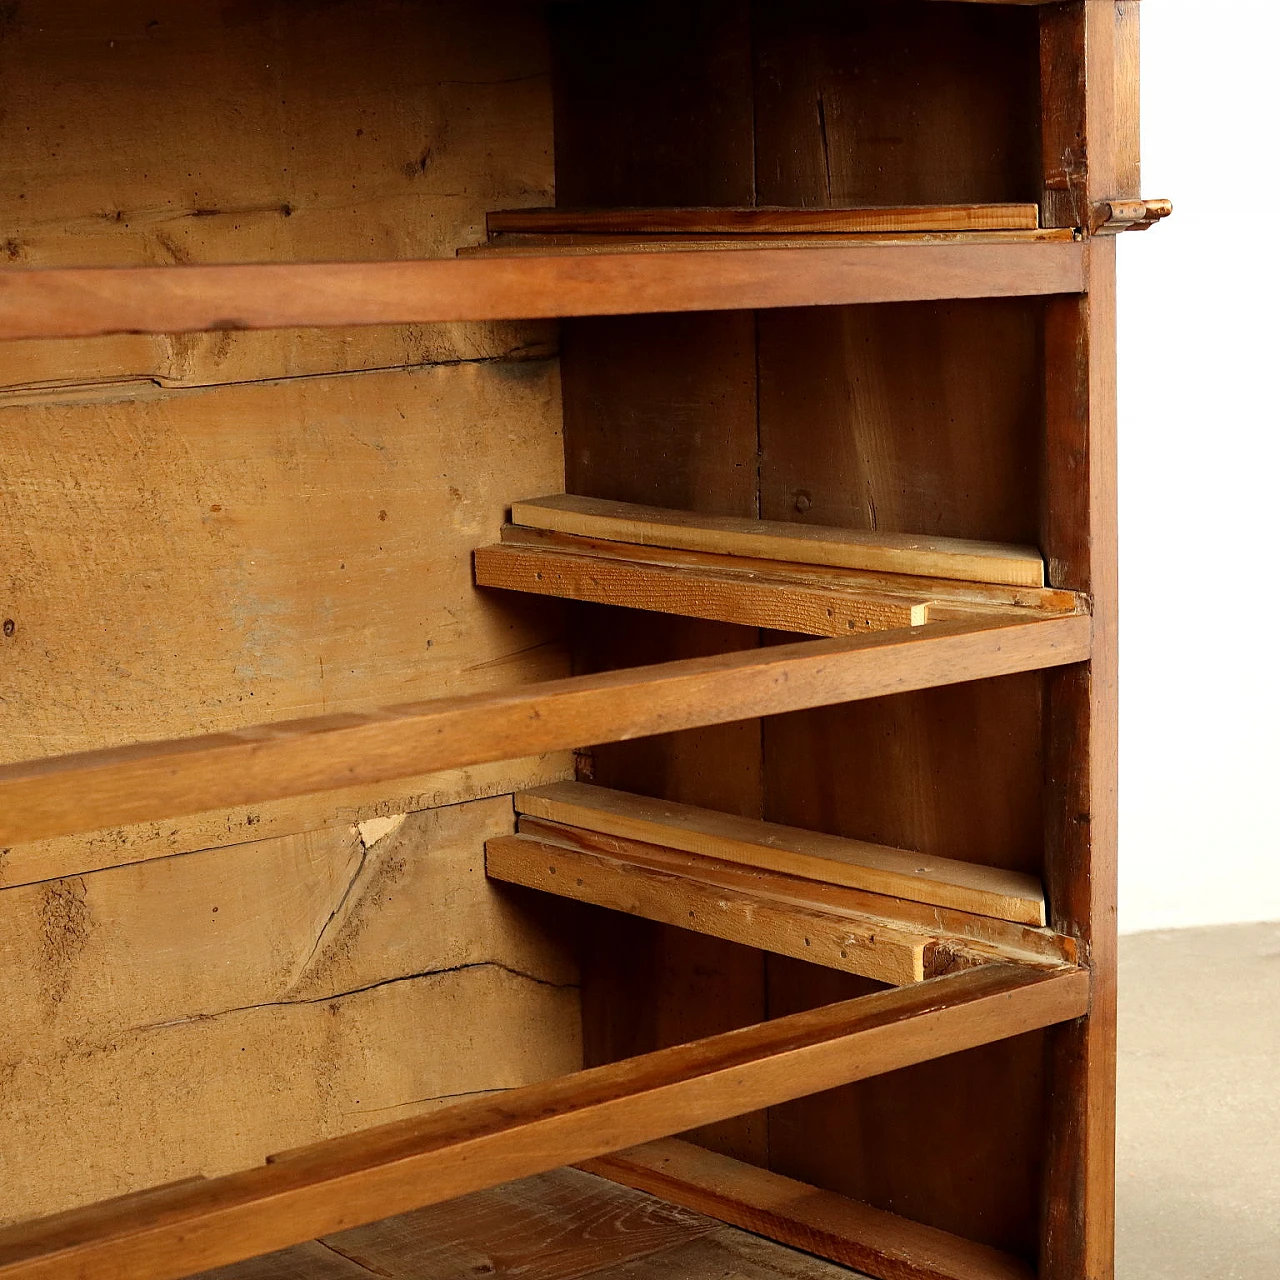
[
  {"x1": 193, "y1": 1166, "x2": 864, "y2": 1280},
  {"x1": 514, "y1": 819, "x2": 1077, "y2": 969},
  {"x1": 0, "y1": 797, "x2": 581, "y2": 1225},
  {"x1": 0, "y1": 965, "x2": 1089, "y2": 1280},
  {"x1": 514, "y1": 783, "x2": 1047, "y2": 925},
  {"x1": 474, "y1": 540, "x2": 930, "y2": 636},
  {"x1": 487, "y1": 206, "x2": 1041, "y2": 235},
  {"x1": 486, "y1": 832, "x2": 934, "y2": 985},
  {"x1": 511, "y1": 495, "x2": 1046, "y2": 587},
  {"x1": 585, "y1": 1139, "x2": 1036, "y2": 1280},
  {"x1": 0, "y1": 615, "x2": 1091, "y2": 846},
  {"x1": 0, "y1": 242, "x2": 1087, "y2": 340},
  {"x1": 0, "y1": 0, "x2": 555, "y2": 386}
]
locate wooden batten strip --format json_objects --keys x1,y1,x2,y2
[
  {"x1": 486, "y1": 832, "x2": 936, "y2": 985},
  {"x1": 515, "y1": 782, "x2": 1047, "y2": 927},
  {"x1": 0, "y1": 615, "x2": 1091, "y2": 846},
  {"x1": 518, "y1": 818, "x2": 1076, "y2": 968},
  {"x1": 486, "y1": 204, "x2": 1041, "y2": 236},
  {"x1": 0, "y1": 241, "x2": 1086, "y2": 341},
  {"x1": 510, "y1": 494, "x2": 1046, "y2": 588},
  {"x1": 583, "y1": 1138, "x2": 1035, "y2": 1280},
  {"x1": 474, "y1": 541, "x2": 930, "y2": 636},
  {"x1": 0, "y1": 965, "x2": 1088, "y2": 1280}
]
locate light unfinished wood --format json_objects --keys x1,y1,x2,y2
[
  {"x1": 0, "y1": 964, "x2": 1088, "y2": 1280},
  {"x1": 0, "y1": 615, "x2": 1091, "y2": 847},
  {"x1": 510, "y1": 495, "x2": 1047, "y2": 588},
  {"x1": 486, "y1": 205, "x2": 1041, "y2": 236},
  {"x1": 584, "y1": 1139, "x2": 1035, "y2": 1280},
  {"x1": 475, "y1": 541, "x2": 929, "y2": 636},
  {"x1": 496, "y1": 525, "x2": 1081, "y2": 617},
  {"x1": 486, "y1": 832, "x2": 939, "y2": 985},
  {"x1": 0, "y1": 797, "x2": 582, "y2": 1226},
  {"x1": 518, "y1": 818, "x2": 1076, "y2": 969},
  {"x1": 515, "y1": 783, "x2": 1047, "y2": 926},
  {"x1": 0, "y1": 241, "x2": 1087, "y2": 341}
]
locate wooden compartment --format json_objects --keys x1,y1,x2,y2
[{"x1": 0, "y1": 1, "x2": 1144, "y2": 1277}]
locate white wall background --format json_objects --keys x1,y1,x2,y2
[{"x1": 1117, "y1": 0, "x2": 1280, "y2": 931}]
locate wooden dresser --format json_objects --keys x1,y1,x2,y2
[{"x1": 0, "y1": 2, "x2": 1162, "y2": 1277}]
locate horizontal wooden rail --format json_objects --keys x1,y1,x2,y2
[
  {"x1": 514, "y1": 819, "x2": 1077, "y2": 968},
  {"x1": 0, "y1": 615, "x2": 1090, "y2": 845},
  {"x1": 0, "y1": 241, "x2": 1085, "y2": 341},
  {"x1": 486, "y1": 204, "x2": 1042, "y2": 236},
  {"x1": 514, "y1": 782, "x2": 1046, "y2": 924},
  {"x1": 510, "y1": 495, "x2": 1047, "y2": 587},
  {"x1": 584, "y1": 1139, "x2": 1036, "y2": 1280},
  {"x1": 0, "y1": 964, "x2": 1089, "y2": 1280},
  {"x1": 488, "y1": 829, "x2": 1057, "y2": 984}
]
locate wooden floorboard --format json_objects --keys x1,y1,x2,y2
[{"x1": 190, "y1": 1166, "x2": 870, "y2": 1279}]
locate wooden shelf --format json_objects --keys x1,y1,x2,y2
[
  {"x1": 488, "y1": 819, "x2": 1073, "y2": 987},
  {"x1": 486, "y1": 203, "x2": 1043, "y2": 236},
  {"x1": 0, "y1": 241, "x2": 1085, "y2": 341},
  {"x1": 0, "y1": 964, "x2": 1087, "y2": 1280},
  {"x1": 0, "y1": 615, "x2": 1090, "y2": 846},
  {"x1": 512, "y1": 782, "x2": 1047, "y2": 925}
]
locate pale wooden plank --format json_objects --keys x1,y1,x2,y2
[
  {"x1": 496, "y1": 525, "x2": 1080, "y2": 616},
  {"x1": 0, "y1": 615, "x2": 1091, "y2": 847},
  {"x1": 510, "y1": 495, "x2": 1046, "y2": 587},
  {"x1": 474, "y1": 541, "x2": 930, "y2": 636},
  {"x1": 485, "y1": 832, "x2": 931, "y2": 985},
  {"x1": 516, "y1": 818, "x2": 1076, "y2": 968},
  {"x1": 0, "y1": 965, "x2": 1088, "y2": 1280},
  {"x1": 486, "y1": 205, "x2": 1041, "y2": 235},
  {"x1": 0, "y1": 241, "x2": 1087, "y2": 340},
  {"x1": 584, "y1": 1139, "x2": 1035, "y2": 1280},
  {"x1": 514, "y1": 783, "x2": 1047, "y2": 926}
]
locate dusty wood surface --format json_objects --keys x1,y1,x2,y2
[
  {"x1": 585, "y1": 1139, "x2": 1036, "y2": 1280},
  {"x1": 487, "y1": 205, "x2": 1041, "y2": 235},
  {"x1": 192, "y1": 1166, "x2": 869, "y2": 1280},
  {"x1": 514, "y1": 783, "x2": 1047, "y2": 925},
  {"x1": 510, "y1": 495, "x2": 1046, "y2": 587},
  {"x1": 0, "y1": 965, "x2": 1088, "y2": 1280},
  {"x1": 0, "y1": 797, "x2": 581, "y2": 1226},
  {"x1": 0, "y1": 0, "x2": 572, "y2": 1232}
]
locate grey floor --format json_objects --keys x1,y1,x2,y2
[{"x1": 1118, "y1": 922, "x2": 1280, "y2": 1278}]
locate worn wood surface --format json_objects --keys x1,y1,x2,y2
[
  {"x1": 474, "y1": 538, "x2": 930, "y2": 635},
  {"x1": 0, "y1": 965, "x2": 1089, "y2": 1280},
  {"x1": 511, "y1": 495, "x2": 1046, "y2": 587},
  {"x1": 514, "y1": 783, "x2": 1047, "y2": 925},
  {"x1": 586, "y1": 1139, "x2": 1036, "y2": 1280},
  {"x1": 193, "y1": 1167, "x2": 868, "y2": 1280},
  {"x1": 487, "y1": 832, "x2": 935, "y2": 986},
  {"x1": 0, "y1": 243, "x2": 1087, "y2": 341},
  {"x1": 514, "y1": 820, "x2": 1077, "y2": 969},
  {"x1": 488, "y1": 206, "x2": 1041, "y2": 235},
  {"x1": 0, "y1": 797, "x2": 581, "y2": 1226}
]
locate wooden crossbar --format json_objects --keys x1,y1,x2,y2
[
  {"x1": 0, "y1": 615, "x2": 1090, "y2": 845},
  {"x1": 0, "y1": 964, "x2": 1088, "y2": 1280}
]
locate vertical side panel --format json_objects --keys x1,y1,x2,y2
[{"x1": 1040, "y1": 3, "x2": 1125, "y2": 1275}]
